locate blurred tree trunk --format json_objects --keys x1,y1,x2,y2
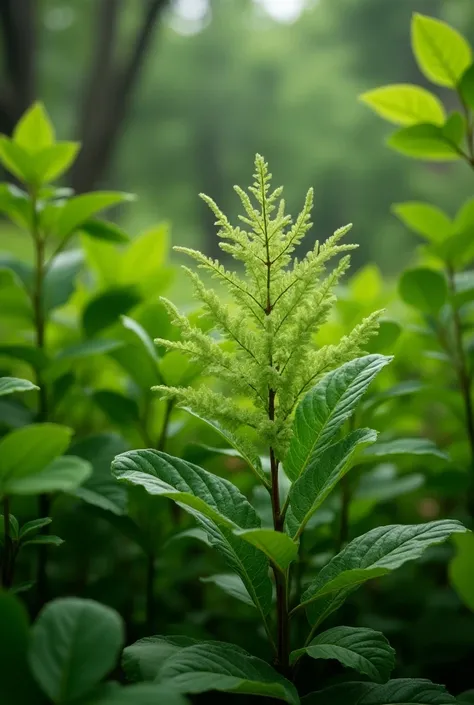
[
  {"x1": 0, "y1": 0, "x2": 36, "y2": 134},
  {"x1": 70, "y1": 0, "x2": 169, "y2": 193}
]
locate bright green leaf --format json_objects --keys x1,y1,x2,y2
[
  {"x1": 0, "y1": 377, "x2": 38, "y2": 397},
  {"x1": 122, "y1": 315, "x2": 159, "y2": 363},
  {"x1": 302, "y1": 678, "x2": 456, "y2": 704},
  {"x1": 392, "y1": 202, "x2": 452, "y2": 242},
  {"x1": 234, "y1": 528, "x2": 299, "y2": 572},
  {"x1": 29, "y1": 597, "x2": 124, "y2": 703},
  {"x1": 33, "y1": 143, "x2": 80, "y2": 183},
  {"x1": 55, "y1": 192, "x2": 135, "y2": 239},
  {"x1": 0, "y1": 138, "x2": 36, "y2": 183},
  {"x1": 291, "y1": 626, "x2": 395, "y2": 684},
  {"x1": 399, "y1": 267, "x2": 447, "y2": 314},
  {"x1": 411, "y1": 13, "x2": 472, "y2": 88},
  {"x1": 388, "y1": 123, "x2": 461, "y2": 161},
  {"x1": 459, "y1": 64, "x2": 474, "y2": 110},
  {"x1": 359, "y1": 84, "x2": 445, "y2": 126},
  {"x1": 13, "y1": 102, "x2": 54, "y2": 152}
]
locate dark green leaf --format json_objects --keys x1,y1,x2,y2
[
  {"x1": 4, "y1": 455, "x2": 91, "y2": 496},
  {"x1": 81, "y1": 218, "x2": 130, "y2": 244},
  {"x1": 399, "y1": 267, "x2": 447, "y2": 314},
  {"x1": 200, "y1": 574, "x2": 255, "y2": 607},
  {"x1": 360, "y1": 438, "x2": 447, "y2": 463},
  {"x1": 93, "y1": 390, "x2": 140, "y2": 426},
  {"x1": 459, "y1": 64, "x2": 474, "y2": 110},
  {"x1": 123, "y1": 635, "x2": 198, "y2": 682},
  {"x1": 83, "y1": 287, "x2": 141, "y2": 338},
  {"x1": 302, "y1": 678, "x2": 456, "y2": 704},
  {"x1": 234, "y1": 528, "x2": 299, "y2": 571},
  {"x1": 0, "y1": 377, "x2": 38, "y2": 397},
  {"x1": 43, "y1": 250, "x2": 83, "y2": 313}
]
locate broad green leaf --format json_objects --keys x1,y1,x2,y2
[
  {"x1": 153, "y1": 640, "x2": 299, "y2": 704},
  {"x1": 355, "y1": 466, "x2": 424, "y2": 504},
  {"x1": 70, "y1": 433, "x2": 129, "y2": 515},
  {"x1": 83, "y1": 286, "x2": 141, "y2": 338},
  {"x1": 388, "y1": 123, "x2": 461, "y2": 161},
  {"x1": 123, "y1": 635, "x2": 197, "y2": 683},
  {"x1": 200, "y1": 574, "x2": 255, "y2": 607},
  {"x1": 19, "y1": 517, "x2": 52, "y2": 540},
  {"x1": 360, "y1": 438, "x2": 447, "y2": 463},
  {"x1": 55, "y1": 192, "x2": 135, "y2": 239},
  {"x1": 449, "y1": 532, "x2": 474, "y2": 611},
  {"x1": 0, "y1": 138, "x2": 36, "y2": 183},
  {"x1": 0, "y1": 592, "x2": 43, "y2": 705},
  {"x1": 13, "y1": 102, "x2": 54, "y2": 152},
  {"x1": 302, "y1": 678, "x2": 456, "y2": 704},
  {"x1": 299, "y1": 520, "x2": 466, "y2": 627},
  {"x1": 459, "y1": 64, "x2": 474, "y2": 110},
  {"x1": 359, "y1": 84, "x2": 445, "y2": 126},
  {"x1": 29, "y1": 597, "x2": 124, "y2": 703},
  {"x1": 0, "y1": 423, "x2": 72, "y2": 488},
  {"x1": 84, "y1": 683, "x2": 189, "y2": 705},
  {"x1": 112, "y1": 449, "x2": 272, "y2": 616},
  {"x1": 0, "y1": 377, "x2": 38, "y2": 396},
  {"x1": 392, "y1": 202, "x2": 452, "y2": 242},
  {"x1": 121, "y1": 224, "x2": 169, "y2": 293},
  {"x1": 93, "y1": 390, "x2": 140, "y2": 426},
  {"x1": 43, "y1": 250, "x2": 83, "y2": 313},
  {"x1": 33, "y1": 143, "x2": 80, "y2": 183},
  {"x1": 411, "y1": 13, "x2": 472, "y2": 88},
  {"x1": 399, "y1": 267, "x2": 447, "y2": 314},
  {"x1": 367, "y1": 320, "x2": 401, "y2": 354},
  {"x1": 55, "y1": 338, "x2": 124, "y2": 362},
  {"x1": 3, "y1": 455, "x2": 91, "y2": 496},
  {"x1": 0, "y1": 254, "x2": 33, "y2": 292},
  {"x1": 234, "y1": 528, "x2": 299, "y2": 571},
  {"x1": 284, "y1": 355, "x2": 390, "y2": 482},
  {"x1": 81, "y1": 218, "x2": 130, "y2": 243},
  {"x1": 291, "y1": 626, "x2": 395, "y2": 684},
  {"x1": 0, "y1": 344, "x2": 48, "y2": 371},
  {"x1": 286, "y1": 429, "x2": 377, "y2": 538}
]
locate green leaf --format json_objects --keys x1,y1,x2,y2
[
  {"x1": 29, "y1": 597, "x2": 124, "y2": 703},
  {"x1": 123, "y1": 635, "x2": 198, "y2": 683},
  {"x1": 285, "y1": 355, "x2": 391, "y2": 482},
  {"x1": 112, "y1": 449, "x2": 272, "y2": 616},
  {"x1": 302, "y1": 678, "x2": 456, "y2": 704},
  {"x1": 4, "y1": 455, "x2": 91, "y2": 496},
  {"x1": 411, "y1": 13, "x2": 472, "y2": 88},
  {"x1": 359, "y1": 84, "x2": 445, "y2": 126},
  {"x1": 13, "y1": 102, "x2": 54, "y2": 152},
  {"x1": 93, "y1": 390, "x2": 140, "y2": 426},
  {"x1": 81, "y1": 218, "x2": 130, "y2": 244},
  {"x1": 0, "y1": 377, "x2": 38, "y2": 397},
  {"x1": 19, "y1": 517, "x2": 52, "y2": 539},
  {"x1": 399, "y1": 267, "x2": 447, "y2": 314},
  {"x1": 0, "y1": 138, "x2": 36, "y2": 183},
  {"x1": 55, "y1": 338, "x2": 124, "y2": 362},
  {"x1": 0, "y1": 423, "x2": 72, "y2": 490},
  {"x1": 200, "y1": 574, "x2": 255, "y2": 607},
  {"x1": 84, "y1": 683, "x2": 189, "y2": 705},
  {"x1": 388, "y1": 123, "x2": 461, "y2": 161},
  {"x1": 22, "y1": 534, "x2": 63, "y2": 548},
  {"x1": 392, "y1": 202, "x2": 452, "y2": 242},
  {"x1": 360, "y1": 438, "x2": 447, "y2": 463},
  {"x1": 0, "y1": 592, "x2": 43, "y2": 705},
  {"x1": 152, "y1": 640, "x2": 299, "y2": 704},
  {"x1": 121, "y1": 224, "x2": 169, "y2": 293},
  {"x1": 33, "y1": 143, "x2": 80, "y2": 183},
  {"x1": 299, "y1": 520, "x2": 466, "y2": 628},
  {"x1": 291, "y1": 626, "x2": 395, "y2": 684},
  {"x1": 449, "y1": 532, "x2": 474, "y2": 611},
  {"x1": 43, "y1": 250, "x2": 83, "y2": 313},
  {"x1": 122, "y1": 315, "x2": 159, "y2": 363},
  {"x1": 55, "y1": 192, "x2": 135, "y2": 239},
  {"x1": 0, "y1": 513, "x2": 19, "y2": 543},
  {"x1": 83, "y1": 287, "x2": 141, "y2": 338},
  {"x1": 459, "y1": 64, "x2": 474, "y2": 110},
  {"x1": 355, "y1": 466, "x2": 424, "y2": 504},
  {"x1": 286, "y1": 429, "x2": 377, "y2": 538},
  {"x1": 0, "y1": 344, "x2": 48, "y2": 371},
  {"x1": 0, "y1": 183, "x2": 31, "y2": 228},
  {"x1": 234, "y1": 528, "x2": 299, "y2": 572}
]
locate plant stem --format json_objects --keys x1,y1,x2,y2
[
  {"x1": 2, "y1": 497, "x2": 12, "y2": 588},
  {"x1": 145, "y1": 552, "x2": 156, "y2": 628}
]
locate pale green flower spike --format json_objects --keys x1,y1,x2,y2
[{"x1": 154, "y1": 154, "x2": 381, "y2": 462}]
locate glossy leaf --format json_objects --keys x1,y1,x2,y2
[
  {"x1": 360, "y1": 84, "x2": 445, "y2": 126},
  {"x1": 299, "y1": 520, "x2": 466, "y2": 627},
  {"x1": 302, "y1": 678, "x2": 456, "y2": 704},
  {"x1": 285, "y1": 355, "x2": 390, "y2": 482},
  {"x1": 411, "y1": 13, "x2": 472, "y2": 87},
  {"x1": 112, "y1": 449, "x2": 272, "y2": 616},
  {"x1": 234, "y1": 528, "x2": 299, "y2": 571},
  {"x1": 0, "y1": 377, "x2": 38, "y2": 397},
  {"x1": 392, "y1": 202, "x2": 452, "y2": 242},
  {"x1": 153, "y1": 640, "x2": 299, "y2": 704},
  {"x1": 29, "y1": 597, "x2": 124, "y2": 703},
  {"x1": 291, "y1": 626, "x2": 395, "y2": 683},
  {"x1": 399, "y1": 267, "x2": 447, "y2": 314}
]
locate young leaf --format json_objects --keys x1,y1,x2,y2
[
  {"x1": 291, "y1": 626, "x2": 395, "y2": 684},
  {"x1": 21, "y1": 534, "x2": 63, "y2": 548},
  {"x1": 0, "y1": 138, "x2": 36, "y2": 183},
  {"x1": 29, "y1": 597, "x2": 124, "y2": 703},
  {"x1": 399, "y1": 267, "x2": 447, "y2": 314},
  {"x1": 54, "y1": 192, "x2": 135, "y2": 239},
  {"x1": 284, "y1": 355, "x2": 390, "y2": 482},
  {"x1": 13, "y1": 102, "x2": 54, "y2": 152},
  {"x1": 359, "y1": 84, "x2": 445, "y2": 126},
  {"x1": 19, "y1": 517, "x2": 52, "y2": 539},
  {"x1": 153, "y1": 640, "x2": 299, "y2": 704},
  {"x1": 286, "y1": 428, "x2": 377, "y2": 538},
  {"x1": 449, "y1": 532, "x2": 474, "y2": 611},
  {"x1": 0, "y1": 423, "x2": 72, "y2": 488},
  {"x1": 360, "y1": 438, "x2": 447, "y2": 463},
  {"x1": 234, "y1": 528, "x2": 299, "y2": 572},
  {"x1": 3, "y1": 455, "x2": 91, "y2": 496},
  {"x1": 33, "y1": 143, "x2": 80, "y2": 183},
  {"x1": 411, "y1": 13, "x2": 472, "y2": 88},
  {"x1": 392, "y1": 202, "x2": 452, "y2": 242},
  {"x1": 299, "y1": 520, "x2": 466, "y2": 627},
  {"x1": 388, "y1": 123, "x2": 461, "y2": 161},
  {"x1": 112, "y1": 449, "x2": 273, "y2": 617},
  {"x1": 0, "y1": 377, "x2": 38, "y2": 397},
  {"x1": 200, "y1": 574, "x2": 255, "y2": 607},
  {"x1": 302, "y1": 678, "x2": 456, "y2": 704}
]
